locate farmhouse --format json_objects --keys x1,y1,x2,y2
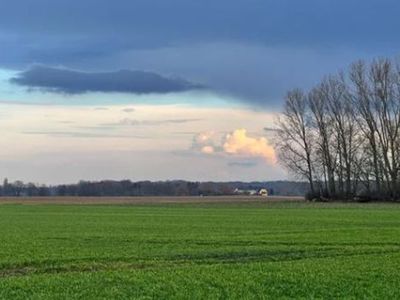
[{"x1": 258, "y1": 188, "x2": 268, "y2": 197}]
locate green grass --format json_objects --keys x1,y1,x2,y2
[{"x1": 0, "y1": 201, "x2": 400, "y2": 299}]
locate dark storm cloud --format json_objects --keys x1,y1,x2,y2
[
  {"x1": 1, "y1": 0, "x2": 399, "y2": 55},
  {"x1": 10, "y1": 66, "x2": 204, "y2": 94},
  {"x1": 2, "y1": 0, "x2": 400, "y2": 105}
]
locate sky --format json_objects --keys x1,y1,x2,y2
[{"x1": 0, "y1": 0, "x2": 399, "y2": 184}]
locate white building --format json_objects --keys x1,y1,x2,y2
[{"x1": 258, "y1": 188, "x2": 268, "y2": 197}]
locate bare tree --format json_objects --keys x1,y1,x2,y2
[
  {"x1": 323, "y1": 74, "x2": 358, "y2": 198},
  {"x1": 275, "y1": 89, "x2": 316, "y2": 195},
  {"x1": 350, "y1": 61, "x2": 383, "y2": 194},
  {"x1": 308, "y1": 84, "x2": 336, "y2": 198}
]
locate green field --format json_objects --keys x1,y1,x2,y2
[{"x1": 1, "y1": 200, "x2": 400, "y2": 299}]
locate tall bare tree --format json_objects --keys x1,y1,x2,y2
[
  {"x1": 275, "y1": 89, "x2": 316, "y2": 195},
  {"x1": 308, "y1": 84, "x2": 336, "y2": 197},
  {"x1": 350, "y1": 61, "x2": 383, "y2": 194}
]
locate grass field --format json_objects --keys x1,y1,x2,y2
[{"x1": 0, "y1": 198, "x2": 400, "y2": 299}]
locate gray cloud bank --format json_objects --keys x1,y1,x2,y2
[
  {"x1": 2, "y1": 0, "x2": 400, "y2": 106},
  {"x1": 1, "y1": 0, "x2": 398, "y2": 61},
  {"x1": 10, "y1": 66, "x2": 204, "y2": 94}
]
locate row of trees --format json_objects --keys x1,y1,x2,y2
[
  {"x1": 0, "y1": 179, "x2": 234, "y2": 197},
  {"x1": 276, "y1": 58, "x2": 400, "y2": 201},
  {"x1": 0, "y1": 179, "x2": 309, "y2": 197}
]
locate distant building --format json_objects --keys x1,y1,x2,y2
[{"x1": 258, "y1": 188, "x2": 268, "y2": 197}]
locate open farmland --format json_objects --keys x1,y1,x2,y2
[{"x1": 0, "y1": 198, "x2": 400, "y2": 299}]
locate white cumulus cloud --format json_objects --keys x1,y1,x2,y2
[
  {"x1": 223, "y1": 129, "x2": 276, "y2": 164},
  {"x1": 192, "y1": 128, "x2": 276, "y2": 164}
]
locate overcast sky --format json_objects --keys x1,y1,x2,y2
[{"x1": 0, "y1": 0, "x2": 399, "y2": 183}]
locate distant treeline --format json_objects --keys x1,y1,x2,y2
[{"x1": 0, "y1": 179, "x2": 308, "y2": 197}]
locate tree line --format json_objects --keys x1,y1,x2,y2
[
  {"x1": 0, "y1": 179, "x2": 232, "y2": 197},
  {"x1": 0, "y1": 179, "x2": 308, "y2": 197},
  {"x1": 275, "y1": 58, "x2": 400, "y2": 201}
]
